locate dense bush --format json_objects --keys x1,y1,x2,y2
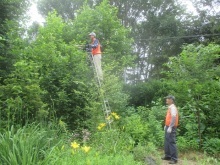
[
  {"x1": 177, "y1": 136, "x2": 199, "y2": 152},
  {"x1": 125, "y1": 44, "x2": 220, "y2": 155},
  {"x1": 92, "y1": 129, "x2": 135, "y2": 154},
  {"x1": 0, "y1": 0, "x2": 133, "y2": 131},
  {"x1": 123, "y1": 114, "x2": 149, "y2": 144},
  {"x1": 124, "y1": 80, "x2": 170, "y2": 107},
  {"x1": 203, "y1": 138, "x2": 220, "y2": 157},
  {"x1": 164, "y1": 44, "x2": 220, "y2": 151}
]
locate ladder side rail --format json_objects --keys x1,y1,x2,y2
[{"x1": 87, "y1": 50, "x2": 112, "y2": 129}]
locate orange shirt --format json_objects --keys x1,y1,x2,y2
[
  {"x1": 91, "y1": 39, "x2": 101, "y2": 55},
  {"x1": 165, "y1": 104, "x2": 179, "y2": 127}
]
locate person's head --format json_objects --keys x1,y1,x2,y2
[
  {"x1": 89, "y1": 32, "x2": 96, "y2": 40},
  {"x1": 165, "y1": 95, "x2": 175, "y2": 105}
]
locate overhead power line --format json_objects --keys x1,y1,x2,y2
[{"x1": 137, "y1": 33, "x2": 220, "y2": 41}]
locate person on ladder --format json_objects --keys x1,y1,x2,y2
[{"x1": 89, "y1": 32, "x2": 103, "y2": 81}]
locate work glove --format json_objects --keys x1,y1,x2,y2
[{"x1": 167, "y1": 127, "x2": 172, "y2": 133}]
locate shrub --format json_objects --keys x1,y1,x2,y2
[
  {"x1": 132, "y1": 142, "x2": 157, "y2": 160},
  {"x1": 146, "y1": 105, "x2": 165, "y2": 147},
  {"x1": 91, "y1": 129, "x2": 135, "y2": 154},
  {"x1": 123, "y1": 114, "x2": 149, "y2": 144},
  {"x1": 203, "y1": 138, "x2": 220, "y2": 157},
  {"x1": 177, "y1": 136, "x2": 199, "y2": 152},
  {"x1": 132, "y1": 143, "x2": 149, "y2": 162},
  {"x1": 124, "y1": 80, "x2": 169, "y2": 107}
]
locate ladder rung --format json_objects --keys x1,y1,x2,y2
[
  {"x1": 102, "y1": 104, "x2": 110, "y2": 107},
  {"x1": 104, "y1": 110, "x2": 111, "y2": 114},
  {"x1": 106, "y1": 120, "x2": 113, "y2": 124}
]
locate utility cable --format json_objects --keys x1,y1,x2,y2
[{"x1": 136, "y1": 33, "x2": 220, "y2": 41}]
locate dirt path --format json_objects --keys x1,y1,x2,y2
[
  {"x1": 161, "y1": 159, "x2": 199, "y2": 165},
  {"x1": 159, "y1": 150, "x2": 219, "y2": 165}
]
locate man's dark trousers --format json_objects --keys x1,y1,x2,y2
[{"x1": 164, "y1": 126, "x2": 178, "y2": 161}]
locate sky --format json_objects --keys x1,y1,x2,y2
[
  {"x1": 27, "y1": 1, "x2": 45, "y2": 26},
  {"x1": 26, "y1": 0, "x2": 197, "y2": 26}
]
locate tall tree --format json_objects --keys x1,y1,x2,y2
[
  {"x1": 123, "y1": 0, "x2": 185, "y2": 81},
  {"x1": 38, "y1": 0, "x2": 94, "y2": 21},
  {"x1": 191, "y1": 0, "x2": 220, "y2": 43},
  {"x1": 0, "y1": 1, "x2": 133, "y2": 130},
  {"x1": 36, "y1": 0, "x2": 220, "y2": 82},
  {"x1": 0, "y1": 0, "x2": 29, "y2": 83}
]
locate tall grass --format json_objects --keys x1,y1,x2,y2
[
  {"x1": 0, "y1": 123, "x2": 218, "y2": 165},
  {"x1": 0, "y1": 124, "x2": 63, "y2": 165},
  {"x1": 0, "y1": 123, "x2": 144, "y2": 165}
]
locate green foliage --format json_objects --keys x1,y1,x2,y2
[
  {"x1": 164, "y1": 44, "x2": 220, "y2": 150},
  {"x1": 0, "y1": 1, "x2": 134, "y2": 132},
  {"x1": 135, "y1": 105, "x2": 165, "y2": 147},
  {"x1": 177, "y1": 136, "x2": 199, "y2": 152},
  {"x1": 124, "y1": 44, "x2": 220, "y2": 154},
  {"x1": 0, "y1": 0, "x2": 29, "y2": 23},
  {"x1": 132, "y1": 144, "x2": 148, "y2": 162},
  {"x1": 29, "y1": 12, "x2": 92, "y2": 129},
  {"x1": 0, "y1": 0, "x2": 29, "y2": 82},
  {"x1": 0, "y1": 60, "x2": 46, "y2": 128},
  {"x1": 59, "y1": 0, "x2": 133, "y2": 130},
  {"x1": 38, "y1": 0, "x2": 84, "y2": 21},
  {"x1": 1, "y1": 0, "x2": 220, "y2": 162},
  {"x1": 0, "y1": 12, "x2": 92, "y2": 130},
  {"x1": 64, "y1": 0, "x2": 134, "y2": 73},
  {"x1": 124, "y1": 80, "x2": 171, "y2": 107},
  {"x1": 123, "y1": 114, "x2": 149, "y2": 144},
  {"x1": 0, "y1": 123, "x2": 143, "y2": 165},
  {"x1": 102, "y1": 74, "x2": 129, "y2": 114},
  {"x1": 0, "y1": 124, "x2": 63, "y2": 165},
  {"x1": 190, "y1": 0, "x2": 220, "y2": 44},
  {"x1": 48, "y1": 148, "x2": 142, "y2": 165},
  {"x1": 92, "y1": 129, "x2": 135, "y2": 154},
  {"x1": 146, "y1": 110, "x2": 165, "y2": 147},
  {"x1": 125, "y1": 0, "x2": 185, "y2": 79},
  {"x1": 203, "y1": 138, "x2": 220, "y2": 157},
  {"x1": 36, "y1": 0, "x2": 220, "y2": 81},
  {"x1": 121, "y1": 105, "x2": 164, "y2": 147},
  {"x1": 132, "y1": 142, "x2": 160, "y2": 164}
]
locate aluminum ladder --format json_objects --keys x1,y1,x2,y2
[{"x1": 86, "y1": 49, "x2": 112, "y2": 129}]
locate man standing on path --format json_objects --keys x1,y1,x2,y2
[
  {"x1": 89, "y1": 32, "x2": 103, "y2": 81},
  {"x1": 162, "y1": 95, "x2": 178, "y2": 164}
]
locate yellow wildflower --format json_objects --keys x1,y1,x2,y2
[
  {"x1": 82, "y1": 146, "x2": 91, "y2": 153},
  {"x1": 111, "y1": 112, "x2": 120, "y2": 120},
  {"x1": 97, "y1": 123, "x2": 106, "y2": 130},
  {"x1": 114, "y1": 114, "x2": 120, "y2": 120},
  {"x1": 97, "y1": 126, "x2": 102, "y2": 130},
  {"x1": 100, "y1": 123, "x2": 106, "y2": 127},
  {"x1": 111, "y1": 112, "x2": 117, "y2": 116},
  {"x1": 71, "y1": 141, "x2": 80, "y2": 149}
]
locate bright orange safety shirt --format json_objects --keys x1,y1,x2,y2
[
  {"x1": 91, "y1": 39, "x2": 101, "y2": 55},
  {"x1": 165, "y1": 105, "x2": 179, "y2": 127}
]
